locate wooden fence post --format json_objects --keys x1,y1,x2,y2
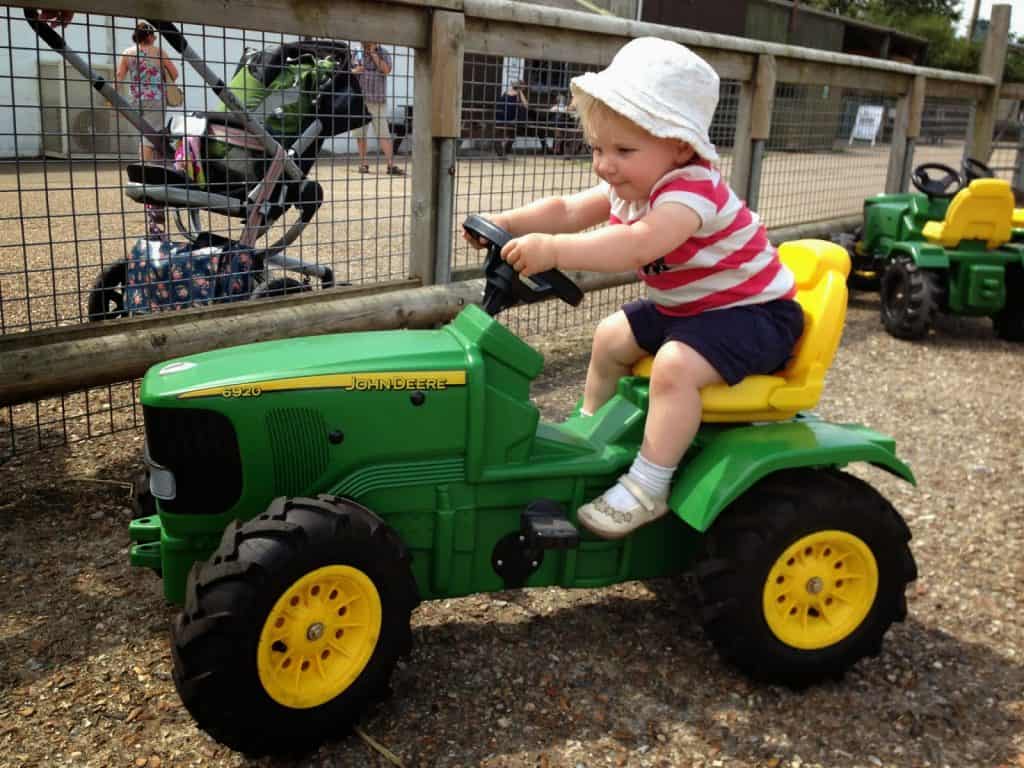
[
  {"x1": 970, "y1": 3, "x2": 1010, "y2": 162},
  {"x1": 886, "y1": 74, "x2": 924, "y2": 193},
  {"x1": 410, "y1": 10, "x2": 464, "y2": 286},
  {"x1": 731, "y1": 54, "x2": 775, "y2": 211}
]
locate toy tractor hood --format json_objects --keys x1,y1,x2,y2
[{"x1": 140, "y1": 326, "x2": 469, "y2": 404}]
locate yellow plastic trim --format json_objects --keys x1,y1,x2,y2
[
  {"x1": 921, "y1": 178, "x2": 1014, "y2": 250},
  {"x1": 631, "y1": 238, "x2": 851, "y2": 422},
  {"x1": 257, "y1": 564, "x2": 382, "y2": 709},
  {"x1": 1013, "y1": 208, "x2": 1024, "y2": 228},
  {"x1": 762, "y1": 530, "x2": 879, "y2": 650}
]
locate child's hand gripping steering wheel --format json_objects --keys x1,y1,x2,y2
[{"x1": 463, "y1": 215, "x2": 584, "y2": 316}]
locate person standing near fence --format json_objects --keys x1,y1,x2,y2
[
  {"x1": 116, "y1": 22, "x2": 178, "y2": 163},
  {"x1": 352, "y1": 41, "x2": 404, "y2": 175},
  {"x1": 116, "y1": 21, "x2": 179, "y2": 239}
]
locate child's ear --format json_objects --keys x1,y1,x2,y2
[{"x1": 674, "y1": 141, "x2": 696, "y2": 164}]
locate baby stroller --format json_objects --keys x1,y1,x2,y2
[{"x1": 25, "y1": 12, "x2": 372, "y2": 319}]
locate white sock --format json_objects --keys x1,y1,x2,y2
[
  {"x1": 603, "y1": 454, "x2": 676, "y2": 509},
  {"x1": 579, "y1": 408, "x2": 593, "y2": 417}
]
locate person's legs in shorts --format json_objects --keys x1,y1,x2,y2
[
  {"x1": 354, "y1": 102, "x2": 402, "y2": 173},
  {"x1": 138, "y1": 103, "x2": 167, "y2": 238}
]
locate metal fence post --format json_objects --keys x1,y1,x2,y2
[
  {"x1": 432, "y1": 10, "x2": 464, "y2": 285},
  {"x1": 969, "y1": 3, "x2": 1010, "y2": 162},
  {"x1": 410, "y1": 10, "x2": 464, "y2": 287},
  {"x1": 730, "y1": 54, "x2": 775, "y2": 212}
]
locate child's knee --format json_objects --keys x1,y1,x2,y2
[{"x1": 650, "y1": 343, "x2": 710, "y2": 392}]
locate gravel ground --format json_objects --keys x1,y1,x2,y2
[{"x1": 1, "y1": 289, "x2": 1023, "y2": 768}]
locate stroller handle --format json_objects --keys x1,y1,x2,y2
[{"x1": 23, "y1": 9, "x2": 66, "y2": 52}]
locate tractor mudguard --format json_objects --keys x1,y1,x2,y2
[
  {"x1": 669, "y1": 418, "x2": 915, "y2": 532},
  {"x1": 891, "y1": 241, "x2": 950, "y2": 270}
]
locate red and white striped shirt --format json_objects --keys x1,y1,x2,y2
[{"x1": 604, "y1": 161, "x2": 795, "y2": 317}]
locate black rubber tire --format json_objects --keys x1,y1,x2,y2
[
  {"x1": 170, "y1": 496, "x2": 419, "y2": 757},
  {"x1": 694, "y1": 469, "x2": 917, "y2": 689},
  {"x1": 848, "y1": 270, "x2": 881, "y2": 293},
  {"x1": 87, "y1": 261, "x2": 128, "y2": 321},
  {"x1": 880, "y1": 256, "x2": 943, "y2": 340},
  {"x1": 993, "y1": 266, "x2": 1024, "y2": 342},
  {"x1": 252, "y1": 277, "x2": 311, "y2": 299}
]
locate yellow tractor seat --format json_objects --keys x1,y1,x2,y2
[
  {"x1": 921, "y1": 178, "x2": 1014, "y2": 250},
  {"x1": 631, "y1": 239, "x2": 851, "y2": 422},
  {"x1": 1012, "y1": 207, "x2": 1024, "y2": 229}
]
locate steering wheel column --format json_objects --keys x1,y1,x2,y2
[{"x1": 462, "y1": 215, "x2": 584, "y2": 316}]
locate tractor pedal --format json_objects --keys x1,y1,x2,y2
[{"x1": 522, "y1": 500, "x2": 579, "y2": 550}]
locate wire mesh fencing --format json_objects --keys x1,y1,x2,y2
[
  {"x1": 0, "y1": 7, "x2": 416, "y2": 334},
  {"x1": 757, "y1": 85, "x2": 898, "y2": 228},
  {"x1": 0, "y1": 3, "x2": 1013, "y2": 461}
]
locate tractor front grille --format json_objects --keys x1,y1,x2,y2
[{"x1": 143, "y1": 406, "x2": 243, "y2": 516}]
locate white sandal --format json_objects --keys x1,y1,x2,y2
[{"x1": 576, "y1": 474, "x2": 669, "y2": 540}]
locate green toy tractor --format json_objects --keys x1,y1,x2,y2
[
  {"x1": 129, "y1": 216, "x2": 918, "y2": 756},
  {"x1": 842, "y1": 158, "x2": 1024, "y2": 341}
]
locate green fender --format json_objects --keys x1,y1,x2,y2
[
  {"x1": 891, "y1": 241, "x2": 950, "y2": 270},
  {"x1": 669, "y1": 418, "x2": 915, "y2": 532}
]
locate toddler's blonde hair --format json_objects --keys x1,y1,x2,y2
[
  {"x1": 572, "y1": 90, "x2": 694, "y2": 159},
  {"x1": 571, "y1": 90, "x2": 631, "y2": 145}
]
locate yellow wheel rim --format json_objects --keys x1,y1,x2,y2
[
  {"x1": 257, "y1": 564, "x2": 382, "y2": 709},
  {"x1": 762, "y1": 530, "x2": 879, "y2": 650}
]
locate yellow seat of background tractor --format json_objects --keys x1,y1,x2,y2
[
  {"x1": 631, "y1": 239, "x2": 851, "y2": 422},
  {"x1": 922, "y1": 178, "x2": 1014, "y2": 250}
]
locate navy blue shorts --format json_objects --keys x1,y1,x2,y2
[{"x1": 623, "y1": 298, "x2": 805, "y2": 386}]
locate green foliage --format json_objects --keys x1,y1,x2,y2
[
  {"x1": 1006, "y1": 36, "x2": 1024, "y2": 83},
  {"x1": 803, "y1": 0, "x2": 960, "y2": 22}
]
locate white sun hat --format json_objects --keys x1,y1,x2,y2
[{"x1": 570, "y1": 37, "x2": 720, "y2": 163}]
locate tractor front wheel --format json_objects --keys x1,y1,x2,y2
[
  {"x1": 170, "y1": 496, "x2": 419, "y2": 756},
  {"x1": 880, "y1": 256, "x2": 942, "y2": 339},
  {"x1": 694, "y1": 469, "x2": 916, "y2": 688}
]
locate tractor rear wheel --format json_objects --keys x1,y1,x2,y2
[
  {"x1": 170, "y1": 496, "x2": 419, "y2": 756},
  {"x1": 993, "y1": 266, "x2": 1024, "y2": 341},
  {"x1": 694, "y1": 469, "x2": 916, "y2": 688},
  {"x1": 880, "y1": 256, "x2": 942, "y2": 339}
]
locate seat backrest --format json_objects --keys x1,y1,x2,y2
[
  {"x1": 775, "y1": 239, "x2": 850, "y2": 384},
  {"x1": 923, "y1": 178, "x2": 1014, "y2": 249}
]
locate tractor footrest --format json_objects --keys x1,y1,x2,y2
[{"x1": 522, "y1": 500, "x2": 579, "y2": 550}]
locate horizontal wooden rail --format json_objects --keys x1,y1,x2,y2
[{"x1": 0, "y1": 217, "x2": 859, "y2": 406}]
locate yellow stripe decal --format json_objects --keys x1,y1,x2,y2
[{"x1": 178, "y1": 370, "x2": 467, "y2": 399}]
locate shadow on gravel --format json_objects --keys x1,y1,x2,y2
[
  {"x1": 308, "y1": 579, "x2": 1024, "y2": 768},
  {"x1": 0, "y1": 441, "x2": 165, "y2": 691}
]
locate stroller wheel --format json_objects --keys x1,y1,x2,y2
[
  {"x1": 87, "y1": 261, "x2": 128, "y2": 321},
  {"x1": 252, "y1": 277, "x2": 310, "y2": 299}
]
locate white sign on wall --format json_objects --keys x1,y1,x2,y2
[{"x1": 849, "y1": 105, "x2": 885, "y2": 146}]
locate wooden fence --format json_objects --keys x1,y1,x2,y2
[{"x1": 0, "y1": 0, "x2": 1016, "y2": 412}]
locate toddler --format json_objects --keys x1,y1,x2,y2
[{"x1": 464, "y1": 38, "x2": 803, "y2": 539}]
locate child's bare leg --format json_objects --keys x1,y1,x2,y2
[
  {"x1": 578, "y1": 340, "x2": 723, "y2": 539},
  {"x1": 641, "y1": 341, "x2": 723, "y2": 466},
  {"x1": 581, "y1": 311, "x2": 646, "y2": 415}
]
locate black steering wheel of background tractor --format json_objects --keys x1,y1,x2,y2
[
  {"x1": 463, "y1": 214, "x2": 584, "y2": 316},
  {"x1": 911, "y1": 163, "x2": 964, "y2": 198},
  {"x1": 962, "y1": 157, "x2": 995, "y2": 182}
]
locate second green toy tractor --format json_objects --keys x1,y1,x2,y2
[
  {"x1": 129, "y1": 217, "x2": 918, "y2": 756},
  {"x1": 845, "y1": 158, "x2": 1024, "y2": 341}
]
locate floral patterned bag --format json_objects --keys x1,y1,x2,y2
[{"x1": 123, "y1": 237, "x2": 255, "y2": 314}]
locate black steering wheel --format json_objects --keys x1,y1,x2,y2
[
  {"x1": 962, "y1": 157, "x2": 995, "y2": 182},
  {"x1": 911, "y1": 163, "x2": 964, "y2": 198},
  {"x1": 463, "y1": 215, "x2": 583, "y2": 316}
]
